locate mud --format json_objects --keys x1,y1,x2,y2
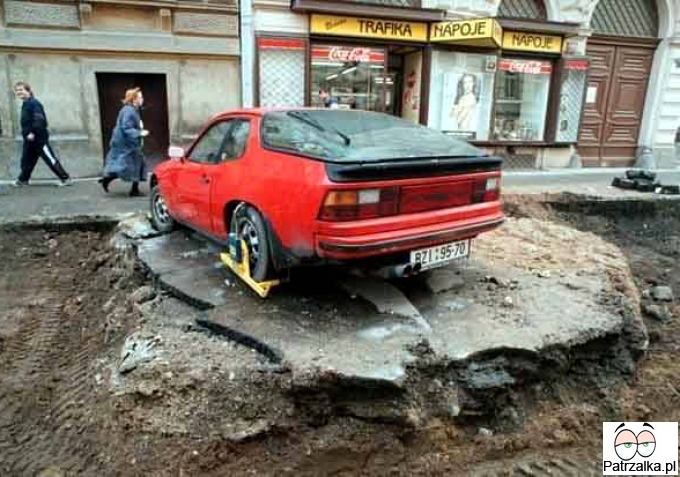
[{"x1": 0, "y1": 194, "x2": 678, "y2": 476}]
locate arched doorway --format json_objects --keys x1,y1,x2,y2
[{"x1": 578, "y1": 0, "x2": 659, "y2": 166}]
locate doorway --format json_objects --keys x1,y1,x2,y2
[
  {"x1": 577, "y1": 42, "x2": 655, "y2": 166},
  {"x1": 96, "y1": 73, "x2": 170, "y2": 168}
]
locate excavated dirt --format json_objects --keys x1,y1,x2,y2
[{"x1": 0, "y1": 195, "x2": 678, "y2": 476}]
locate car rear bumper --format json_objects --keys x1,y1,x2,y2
[{"x1": 315, "y1": 209, "x2": 504, "y2": 260}]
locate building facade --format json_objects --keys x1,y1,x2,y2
[
  {"x1": 0, "y1": 0, "x2": 241, "y2": 180},
  {"x1": 246, "y1": 0, "x2": 680, "y2": 169}
]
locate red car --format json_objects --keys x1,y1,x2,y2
[{"x1": 150, "y1": 109, "x2": 503, "y2": 281}]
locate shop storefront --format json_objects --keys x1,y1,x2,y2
[
  {"x1": 254, "y1": 1, "x2": 445, "y2": 122},
  {"x1": 253, "y1": 2, "x2": 590, "y2": 168},
  {"x1": 427, "y1": 18, "x2": 588, "y2": 166},
  {"x1": 307, "y1": 13, "x2": 429, "y2": 122}
]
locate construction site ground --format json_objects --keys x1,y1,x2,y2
[{"x1": 0, "y1": 192, "x2": 678, "y2": 476}]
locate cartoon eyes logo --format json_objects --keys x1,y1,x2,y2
[{"x1": 614, "y1": 423, "x2": 656, "y2": 460}]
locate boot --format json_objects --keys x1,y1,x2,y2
[
  {"x1": 98, "y1": 175, "x2": 115, "y2": 193},
  {"x1": 129, "y1": 182, "x2": 142, "y2": 197}
]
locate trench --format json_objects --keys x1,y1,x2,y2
[{"x1": 0, "y1": 194, "x2": 678, "y2": 476}]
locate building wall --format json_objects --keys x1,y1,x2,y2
[{"x1": 0, "y1": 0, "x2": 240, "y2": 180}]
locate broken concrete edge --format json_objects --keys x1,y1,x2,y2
[
  {"x1": 0, "y1": 214, "x2": 126, "y2": 231},
  {"x1": 503, "y1": 191, "x2": 680, "y2": 204},
  {"x1": 156, "y1": 275, "x2": 217, "y2": 311},
  {"x1": 195, "y1": 317, "x2": 285, "y2": 365}
]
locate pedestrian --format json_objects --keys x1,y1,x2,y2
[
  {"x1": 99, "y1": 87, "x2": 149, "y2": 197},
  {"x1": 318, "y1": 87, "x2": 339, "y2": 109},
  {"x1": 13, "y1": 82, "x2": 72, "y2": 187}
]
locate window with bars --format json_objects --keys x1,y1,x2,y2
[
  {"x1": 497, "y1": 0, "x2": 546, "y2": 20},
  {"x1": 591, "y1": 0, "x2": 658, "y2": 38}
]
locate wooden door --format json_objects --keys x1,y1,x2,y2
[
  {"x1": 578, "y1": 41, "x2": 654, "y2": 166},
  {"x1": 96, "y1": 73, "x2": 170, "y2": 168}
]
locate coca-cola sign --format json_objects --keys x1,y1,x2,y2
[
  {"x1": 498, "y1": 59, "x2": 552, "y2": 75},
  {"x1": 330, "y1": 46, "x2": 370, "y2": 62},
  {"x1": 312, "y1": 46, "x2": 385, "y2": 64}
]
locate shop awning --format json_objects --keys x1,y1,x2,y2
[
  {"x1": 430, "y1": 18, "x2": 503, "y2": 48},
  {"x1": 291, "y1": 0, "x2": 446, "y2": 22}
]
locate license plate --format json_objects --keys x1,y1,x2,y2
[{"x1": 410, "y1": 239, "x2": 470, "y2": 271}]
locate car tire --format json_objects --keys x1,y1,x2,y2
[
  {"x1": 150, "y1": 185, "x2": 175, "y2": 233},
  {"x1": 235, "y1": 206, "x2": 272, "y2": 282}
]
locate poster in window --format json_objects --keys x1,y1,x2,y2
[{"x1": 440, "y1": 73, "x2": 489, "y2": 140}]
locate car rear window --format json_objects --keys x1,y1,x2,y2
[{"x1": 261, "y1": 110, "x2": 483, "y2": 163}]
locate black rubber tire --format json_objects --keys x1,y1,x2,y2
[
  {"x1": 150, "y1": 185, "x2": 175, "y2": 233},
  {"x1": 626, "y1": 169, "x2": 657, "y2": 181},
  {"x1": 235, "y1": 206, "x2": 272, "y2": 282}
]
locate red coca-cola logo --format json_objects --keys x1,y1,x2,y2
[
  {"x1": 498, "y1": 59, "x2": 551, "y2": 75},
  {"x1": 328, "y1": 47, "x2": 371, "y2": 62}
]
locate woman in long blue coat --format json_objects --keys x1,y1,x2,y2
[{"x1": 99, "y1": 87, "x2": 149, "y2": 196}]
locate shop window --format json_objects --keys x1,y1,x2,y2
[
  {"x1": 258, "y1": 38, "x2": 306, "y2": 108},
  {"x1": 311, "y1": 45, "x2": 386, "y2": 112},
  {"x1": 492, "y1": 59, "x2": 552, "y2": 142},
  {"x1": 428, "y1": 51, "x2": 497, "y2": 140}
]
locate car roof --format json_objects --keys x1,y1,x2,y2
[{"x1": 211, "y1": 107, "x2": 328, "y2": 120}]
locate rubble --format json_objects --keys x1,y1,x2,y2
[
  {"x1": 643, "y1": 303, "x2": 672, "y2": 323},
  {"x1": 650, "y1": 285, "x2": 674, "y2": 302}
]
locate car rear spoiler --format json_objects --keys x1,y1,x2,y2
[{"x1": 325, "y1": 156, "x2": 503, "y2": 183}]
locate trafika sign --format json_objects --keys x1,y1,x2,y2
[{"x1": 602, "y1": 422, "x2": 678, "y2": 475}]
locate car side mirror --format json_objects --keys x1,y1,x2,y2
[{"x1": 168, "y1": 145, "x2": 185, "y2": 161}]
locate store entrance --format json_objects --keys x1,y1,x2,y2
[{"x1": 310, "y1": 43, "x2": 423, "y2": 122}]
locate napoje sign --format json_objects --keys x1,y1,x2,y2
[
  {"x1": 310, "y1": 14, "x2": 427, "y2": 42},
  {"x1": 430, "y1": 18, "x2": 502, "y2": 48},
  {"x1": 502, "y1": 30, "x2": 563, "y2": 54}
]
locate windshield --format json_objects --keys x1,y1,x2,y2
[{"x1": 261, "y1": 110, "x2": 484, "y2": 163}]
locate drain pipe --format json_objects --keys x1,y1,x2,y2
[{"x1": 240, "y1": 0, "x2": 254, "y2": 108}]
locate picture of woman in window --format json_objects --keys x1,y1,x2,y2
[{"x1": 450, "y1": 73, "x2": 481, "y2": 132}]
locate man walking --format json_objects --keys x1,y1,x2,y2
[{"x1": 13, "y1": 82, "x2": 72, "y2": 187}]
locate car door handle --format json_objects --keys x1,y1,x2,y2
[{"x1": 200, "y1": 175, "x2": 210, "y2": 184}]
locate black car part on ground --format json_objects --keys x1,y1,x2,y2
[
  {"x1": 626, "y1": 169, "x2": 657, "y2": 181},
  {"x1": 612, "y1": 170, "x2": 679, "y2": 195}
]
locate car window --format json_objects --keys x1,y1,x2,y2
[
  {"x1": 262, "y1": 110, "x2": 483, "y2": 163},
  {"x1": 262, "y1": 112, "x2": 348, "y2": 160},
  {"x1": 222, "y1": 120, "x2": 250, "y2": 161},
  {"x1": 189, "y1": 121, "x2": 232, "y2": 164}
]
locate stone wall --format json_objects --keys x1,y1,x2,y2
[{"x1": 0, "y1": 0, "x2": 240, "y2": 179}]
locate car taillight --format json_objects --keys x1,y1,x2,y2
[
  {"x1": 473, "y1": 176, "x2": 501, "y2": 203},
  {"x1": 319, "y1": 187, "x2": 399, "y2": 221}
]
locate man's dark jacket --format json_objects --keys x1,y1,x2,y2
[{"x1": 20, "y1": 96, "x2": 49, "y2": 143}]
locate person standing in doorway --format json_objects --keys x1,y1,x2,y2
[
  {"x1": 99, "y1": 87, "x2": 149, "y2": 197},
  {"x1": 13, "y1": 82, "x2": 72, "y2": 187}
]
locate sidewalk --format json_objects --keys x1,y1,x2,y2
[
  {"x1": 0, "y1": 178, "x2": 147, "y2": 224},
  {"x1": 1, "y1": 169, "x2": 679, "y2": 224}
]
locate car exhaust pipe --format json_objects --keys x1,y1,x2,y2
[{"x1": 372, "y1": 263, "x2": 416, "y2": 279}]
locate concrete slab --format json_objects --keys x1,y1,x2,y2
[
  {"x1": 338, "y1": 276, "x2": 431, "y2": 333},
  {"x1": 159, "y1": 265, "x2": 229, "y2": 309},
  {"x1": 198, "y1": 217, "x2": 640, "y2": 392},
  {"x1": 133, "y1": 227, "x2": 227, "y2": 309},
  {"x1": 137, "y1": 231, "x2": 222, "y2": 276}
]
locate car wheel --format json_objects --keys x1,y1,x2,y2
[
  {"x1": 235, "y1": 206, "x2": 272, "y2": 282},
  {"x1": 150, "y1": 185, "x2": 175, "y2": 233}
]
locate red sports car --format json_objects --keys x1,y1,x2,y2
[{"x1": 150, "y1": 109, "x2": 503, "y2": 281}]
